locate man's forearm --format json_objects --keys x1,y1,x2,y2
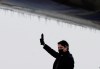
[{"x1": 43, "y1": 44, "x2": 59, "y2": 58}]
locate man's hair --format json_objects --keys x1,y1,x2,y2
[{"x1": 58, "y1": 40, "x2": 69, "y2": 47}]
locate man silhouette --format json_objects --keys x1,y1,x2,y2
[{"x1": 40, "y1": 33, "x2": 74, "y2": 69}]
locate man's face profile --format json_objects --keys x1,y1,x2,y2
[
  {"x1": 58, "y1": 44, "x2": 68, "y2": 54},
  {"x1": 58, "y1": 44, "x2": 65, "y2": 50}
]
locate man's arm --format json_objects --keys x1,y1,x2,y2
[
  {"x1": 40, "y1": 33, "x2": 58, "y2": 58},
  {"x1": 43, "y1": 44, "x2": 59, "y2": 58}
]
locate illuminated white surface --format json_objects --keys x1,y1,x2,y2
[{"x1": 0, "y1": 9, "x2": 100, "y2": 69}]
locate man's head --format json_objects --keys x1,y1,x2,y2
[{"x1": 58, "y1": 40, "x2": 69, "y2": 54}]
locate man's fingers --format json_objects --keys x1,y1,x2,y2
[{"x1": 41, "y1": 33, "x2": 44, "y2": 39}]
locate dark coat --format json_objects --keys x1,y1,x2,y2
[{"x1": 43, "y1": 44, "x2": 74, "y2": 69}]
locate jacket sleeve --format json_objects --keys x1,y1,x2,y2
[
  {"x1": 43, "y1": 44, "x2": 59, "y2": 58},
  {"x1": 67, "y1": 54, "x2": 74, "y2": 69}
]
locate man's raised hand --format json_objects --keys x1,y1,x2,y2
[{"x1": 40, "y1": 33, "x2": 45, "y2": 45}]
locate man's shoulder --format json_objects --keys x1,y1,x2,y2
[{"x1": 66, "y1": 52, "x2": 74, "y2": 59}]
